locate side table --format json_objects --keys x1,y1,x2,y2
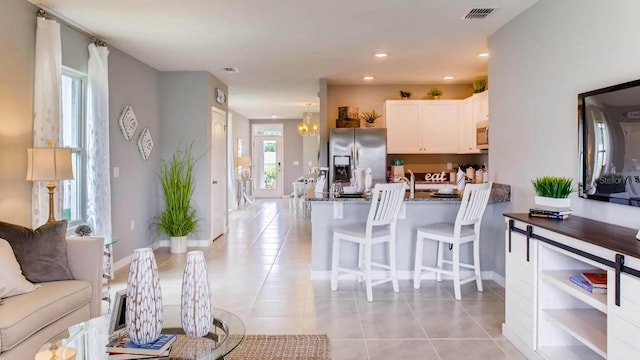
[{"x1": 236, "y1": 178, "x2": 254, "y2": 205}]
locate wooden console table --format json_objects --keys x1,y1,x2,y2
[{"x1": 503, "y1": 213, "x2": 640, "y2": 359}]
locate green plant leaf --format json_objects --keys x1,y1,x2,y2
[
  {"x1": 158, "y1": 143, "x2": 200, "y2": 237},
  {"x1": 531, "y1": 176, "x2": 576, "y2": 198}
]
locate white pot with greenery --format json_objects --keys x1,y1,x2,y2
[
  {"x1": 532, "y1": 176, "x2": 575, "y2": 209},
  {"x1": 158, "y1": 144, "x2": 198, "y2": 254}
]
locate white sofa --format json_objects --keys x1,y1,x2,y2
[{"x1": 0, "y1": 236, "x2": 104, "y2": 360}]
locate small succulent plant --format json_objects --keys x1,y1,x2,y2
[
  {"x1": 74, "y1": 224, "x2": 92, "y2": 237},
  {"x1": 360, "y1": 110, "x2": 381, "y2": 124},
  {"x1": 428, "y1": 88, "x2": 443, "y2": 98},
  {"x1": 399, "y1": 90, "x2": 412, "y2": 99}
]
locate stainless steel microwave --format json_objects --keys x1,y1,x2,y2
[{"x1": 476, "y1": 120, "x2": 489, "y2": 149}]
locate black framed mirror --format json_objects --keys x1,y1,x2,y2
[{"x1": 579, "y1": 78, "x2": 640, "y2": 207}]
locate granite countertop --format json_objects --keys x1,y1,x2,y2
[{"x1": 306, "y1": 183, "x2": 511, "y2": 203}]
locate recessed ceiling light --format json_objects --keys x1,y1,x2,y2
[
  {"x1": 374, "y1": 53, "x2": 388, "y2": 58},
  {"x1": 363, "y1": 76, "x2": 374, "y2": 81},
  {"x1": 478, "y1": 53, "x2": 489, "y2": 58},
  {"x1": 444, "y1": 76, "x2": 454, "y2": 80},
  {"x1": 271, "y1": 115, "x2": 277, "y2": 118}
]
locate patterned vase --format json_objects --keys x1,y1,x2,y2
[
  {"x1": 181, "y1": 251, "x2": 213, "y2": 337},
  {"x1": 126, "y1": 248, "x2": 163, "y2": 345}
]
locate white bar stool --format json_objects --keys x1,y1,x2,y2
[
  {"x1": 331, "y1": 183, "x2": 406, "y2": 302},
  {"x1": 413, "y1": 182, "x2": 492, "y2": 300}
]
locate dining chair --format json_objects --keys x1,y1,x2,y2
[
  {"x1": 413, "y1": 182, "x2": 493, "y2": 300},
  {"x1": 331, "y1": 183, "x2": 406, "y2": 302}
]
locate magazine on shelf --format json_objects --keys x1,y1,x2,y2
[
  {"x1": 581, "y1": 272, "x2": 607, "y2": 288},
  {"x1": 569, "y1": 275, "x2": 607, "y2": 295},
  {"x1": 106, "y1": 333, "x2": 176, "y2": 356}
]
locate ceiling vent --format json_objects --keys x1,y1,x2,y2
[
  {"x1": 462, "y1": 8, "x2": 495, "y2": 19},
  {"x1": 224, "y1": 67, "x2": 238, "y2": 73}
]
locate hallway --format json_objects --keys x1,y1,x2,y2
[{"x1": 112, "y1": 199, "x2": 524, "y2": 359}]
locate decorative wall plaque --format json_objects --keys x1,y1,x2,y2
[
  {"x1": 118, "y1": 105, "x2": 138, "y2": 141},
  {"x1": 137, "y1": 127, "x2": 153, "y2": 160}
]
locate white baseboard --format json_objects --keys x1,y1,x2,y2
[{"x1": 310, "y1": 270, "x2": 505, "y2": 286}]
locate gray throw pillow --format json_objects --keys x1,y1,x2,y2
[{"x1": 0, "y1": 220, "x2": 73, "y2": 283}]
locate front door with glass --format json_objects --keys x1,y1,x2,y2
[{"x1": 252, "y1": 124, "x2": 283, "y2": 198}]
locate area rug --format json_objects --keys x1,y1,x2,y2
[{"x1": 227, "y1": 335, "x2": 330, "y2": 360}]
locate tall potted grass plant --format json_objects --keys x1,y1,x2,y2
[{"x1": 159, "y1": 144, "x2": 198, "y2": 253}]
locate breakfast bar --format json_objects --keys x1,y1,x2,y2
[{"x1": 307, "y1": 183, "x2": 511, "y2": 279}]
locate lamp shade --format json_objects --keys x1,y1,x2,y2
[
  {"x1": 236, "y1": 155, "x2": 252, "y2": 167},
  {"x1": 26, "y1": 147, "x2": 74, "y2": 181}
]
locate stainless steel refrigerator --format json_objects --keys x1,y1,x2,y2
[{"x1": 329, "y1": 128, "x2": 387, "y2": 185}]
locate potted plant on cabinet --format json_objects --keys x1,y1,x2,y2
[
  {"x1": 532, "y1": 176, "x2": 575, "y2": 209},
  {"x1": 472, "y1": 80, "x2": 487, "y2": 93},
  {"x1": 399, "y1": 90, "x2": 412, "y2": 99},
  {"x1": 360, "y1": 110, "x2": 381, "y2": 127},
  {"x1": 158, "y1": 143, "x2": 198, "y2": 253},
  {"x1": 428, "y1": 88, "x2": 443, "y2": 99}
]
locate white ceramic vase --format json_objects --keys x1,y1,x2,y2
[
  {"x1": 126, "y1": 248, "x2": 163, "y2": 345},
  {"x1": 170, "y1": 236, "x2": 187, "y2": 254},
  {"x1": 534, "y1": 196, "x2": 571, "y2": 209},
  {"x1": 181, "y1": 251, "x2": 213, "y2": 337}
]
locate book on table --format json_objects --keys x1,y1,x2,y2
[
  {"x1": 529, "y1": 207, "x2": 572, "y2": 215},
  {"x1": 581, "y1": 272, "x2": 607, "y2": 288},
  {"x1": 106, "y1": 333, "x2": 176, "y2": 356},
  {"x1": 529, "y1": 212, "x2": 569, "y2": 220},
  {"x1": 569, "y1": 275, "x2": 607, "y2": 294}
]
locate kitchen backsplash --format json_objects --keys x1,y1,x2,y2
[{"x1": 386, "y1": 153, "x2": 488, "y2": 173}]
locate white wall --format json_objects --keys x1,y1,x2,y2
[{"x1": 489, "y1": 0, "x2": 640, "y2": 229}]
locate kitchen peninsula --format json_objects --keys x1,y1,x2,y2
[{"x1": 308, "y1": 184, "x2": 511, "y2": 280}]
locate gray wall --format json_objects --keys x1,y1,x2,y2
[
  {"x1": 109, "y1": 47, "x2": 161, "y2": 261},
  {"x1": 0, "y1": 0, "x2": 36, "y2": 226},
  {"x1": 158, "y1": 72, "x2": 228, "y2": 242},
  {"x1": 489, "y1": 0, "x2": 640, "y2": 230}
]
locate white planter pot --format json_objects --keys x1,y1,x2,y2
[
  {"x1": 170, "y1": 236, "x2": 187, "y2": 254},
  {"x1": 534, "y1": 196, "x2": 570, "y2": 209}
]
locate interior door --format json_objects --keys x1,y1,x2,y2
[
  {"x1": 211, "y1": 107, "x2": 227, "y2": 239},
  {"x1": 252, "y1": 133, "x2": 283, "y2": 198}
]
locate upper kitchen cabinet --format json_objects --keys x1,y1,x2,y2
[
  {"x1": 458, "y1": 98, "x2": 480, "y2": 154},
  {"x1": 471, "y1": 90, "x2": 489, "y2": 124},
  {"x1": 386, "y1": 100, "x2": 459, "y2": 154}
]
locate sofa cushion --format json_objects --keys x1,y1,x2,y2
[
  {"x1": 0, "y1": 221, "x2": 73, "y2": 283},
  {"x1": 0, "y1": 238, "x2": 39, "y2": 298},
  {"x1": 0, "y1": 280, "x2": 91, "y2": 352}
]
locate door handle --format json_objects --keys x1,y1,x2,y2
[
  {"x1": 212, "y1": 180, "x2": 218, "y2": 184},
  {"x1": 278, "y1": 162, "x2": 281, "y2": 171}
]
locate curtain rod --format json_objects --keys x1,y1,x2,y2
[{"x1": 37, "y1": 8, "x2": 107, "y2": 47}]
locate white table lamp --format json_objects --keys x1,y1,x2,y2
[
  {"x1": 26, "y1": 143, "x2": 74, "y2": 223},
  {"x1": 237, "y1": 156, "x2": 252, "y2": 179}
]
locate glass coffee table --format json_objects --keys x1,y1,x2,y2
[{"x1": 43, "y1": 306, "x2": 244, "y2": 360}]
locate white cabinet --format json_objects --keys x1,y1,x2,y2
[
  {"x1": 504, "y1": 225, "x2": 538, "y2": 353},
  {"x1": 386, "y1": 100, "x2": 459, "y2": 154},
  {"x1": 504, "y1": 215, "x2": 640, "y2": 360},
  {"x1": 457, "y1": 98, "x2": 480, "y2": 153},
  {"x1": 471, "y1": 90, "x2": 489, "y2": 124},
  {"x1": 385, "y1": 101, "x2": 421, "y2": 153}
]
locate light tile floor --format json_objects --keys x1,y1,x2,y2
[{"x1": 111, "y1": 199, "x2": 525, "y2": 360}]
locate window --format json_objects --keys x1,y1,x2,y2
[{"x1": 60, "y1": 69, "x2": 86, "y2": 225}]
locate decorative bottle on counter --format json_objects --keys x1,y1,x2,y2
[{"x1": 457, "y1": 168, "x2": 466, "y2": 191}]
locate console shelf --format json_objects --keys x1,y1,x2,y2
[
  {"x1": 542, "y1": 309, "x2": 607, "y2": 358},
  {"x1": 539, "y1": 270, "x2": 607, "y2": 313}
]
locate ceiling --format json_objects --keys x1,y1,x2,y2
[{"x1": 30, "y1": 0, "x2": 538, "y2": 120}]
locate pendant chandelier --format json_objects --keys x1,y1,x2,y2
[{"x1": 298, "y1": 104, "x2": 318, "y2": 136}]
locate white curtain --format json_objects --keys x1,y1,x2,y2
[
  {"x1": 86, "y1": 43, "x2": 112, "y2": 243},
  {"x1": 32, "y1": 17, "x2": 62, "y2": 228}
]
